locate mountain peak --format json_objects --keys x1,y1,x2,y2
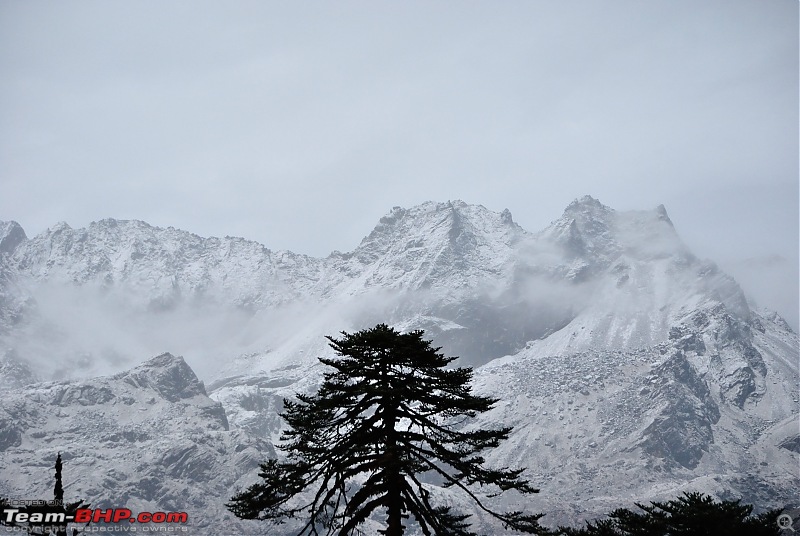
[
  {"x1": 561, "y1": 195, "x2": 614, "y2": 233},
  {"x1": 0, "y1": 221, "x2": 27, "y2": 255},
  {"x1": 360, "y1": 201, "x2": 521, "y2": 251},
  {"x1": 561, "y1": 196, "x2": 673, "y2": 227},
  {"x1": 562, "y1": 195, "x2": 615, "y2": 222},
  {"x1": 344, "y1": 201, "x2": 525, "y2": 290},
  {"x1": 543, "y1": 196, "x2": 687, "y2": 263},
  {"x1": 565, "y1": 195, "x2": 609, "y2": 212},
  {"x1": 89, "y1": 217, "x2": 151, "y2": 230},
  {"x1": 46, "y1": 221, "x2": 73, "y2": 235},
  {"x1": 655, "y1": 204, "x2": 674, "y2": 226},
  {"x1": 115, "y1": 353, "x2": 207, "y2": 402}
]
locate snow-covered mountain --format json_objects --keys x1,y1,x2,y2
[
  {"x1": 0, "y1": 196, "x2": 797, "y2": 532},
  {"x1": 0, "y1": 352, "x2": 267, "y2": 533}
]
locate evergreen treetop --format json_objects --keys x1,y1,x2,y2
[
  {"x1": 557, "y1": 491, "x2": 783, "y2": 536},
  {"x1": 228, "y1": 323, "x2": 548, "y2": 535}
]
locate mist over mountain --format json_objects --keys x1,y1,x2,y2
[{"x1": 0, "y1": 196, "x2": 797, "y2": 532}]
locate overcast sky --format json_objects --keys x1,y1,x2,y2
[{"x1": 1, "y1": 1, "x2": 797, "y2": 325}]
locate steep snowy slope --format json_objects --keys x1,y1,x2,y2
[{"x1": 469, "y1": 308, "x2": 798, "y2": 527}]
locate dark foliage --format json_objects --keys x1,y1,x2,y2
[
  {"x1": 557, "y1": 492, "x2": 783, "y2": 536},
  {"x1": 228, "y1": 323, "x2": 548, "y2": 535}
]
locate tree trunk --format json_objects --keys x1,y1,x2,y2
[
  {"x1": 381, "y1": 358, "x2": 404, "y2": 536},
  {"x1": 384, "y1": 422, "x2": 403, "y2": 536}
]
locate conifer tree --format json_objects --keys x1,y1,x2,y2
[
  {"x1": 228, "y1": 324, "x2": 548, "y2": 535},
  {"x1": 0, "y1": 453, "x2": 88, "y2": 535},
  {"x1": 54, "y1": 452, "x2": 64, "y2": 505},
  {"x1": 556, "y1": 492, "x2": 783, "y2": 536}
]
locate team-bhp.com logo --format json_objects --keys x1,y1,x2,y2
[
  {"x1": 73, "y1": 509, "x2": 187, "y2": 524},
  {"x1": 2, "y1": 503, "x2": 188, "y2": 533}
]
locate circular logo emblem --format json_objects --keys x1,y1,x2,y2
[{"x1": 778, "y1": 513, "x2": 794, "y2": 530}]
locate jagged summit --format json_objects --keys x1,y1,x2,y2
[
  {"x1": 345, "y1": 200, "x2": 525, "y2": 291},
  {"x1": 563, "y1": 194, "x2": 611, "y2": 215},
  {"x1": 541, "y1": 196, "x2": 686, "y2": 265},
  {"x1": 655, "y1": 203, "x2": 673, "y2": 226},
  {"x1": 358, "y1": 200, "x2": 521, "y2": 249},
  {"x1": 0, "y1": 198, "x2": 767, "y2": 370},
  {"x1": 114, "y1": 352, "x2": 208, "y2": 402},
  {"x1": 3, "y1": 216, "x2": 325, "y2": 311},
  {"x1": 0, "y1": 198, "x2": 678, "y2": 279},
  {"x1": 0, "y1": 221, "x2": 26, "y2": 255}
]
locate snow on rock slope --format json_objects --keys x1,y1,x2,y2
[
  {"x1": 522, "y1": 196, "x2": 750, "y2": 355},
  {"x1": 470, "y1": 308, "x2": 798, "y2": 527},
  {"x1": 0, "y1": 196, "x2": 759, "y2": 375},
  {"x1": 0, "y1": 196, "x2": 797, "y2": 532},
  {"x1": 0, "y1": 353, "x2": 267, "y2": 533},
  {"x1": 7, "y1": 218, "x2": 326, "y2": 310}
]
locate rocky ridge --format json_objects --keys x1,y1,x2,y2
[
  {"x1": 0, "y1": 196, "x2": 797, "y2": 532},
  {"x1": 0, "y1": 353, "x2": 267, "y2": 533}
]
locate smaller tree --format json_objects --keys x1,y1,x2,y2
[
  {"x1": 557, "y1": 492, "x2": 783, "y2": 536},
  {"x1": 0, "y1": 453, "x2": 89, "y2": 536},
  {"x1": 228, "y1": 324, "x2": 548, "y2": 535}
]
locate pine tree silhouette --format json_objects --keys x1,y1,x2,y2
[
  {"x1": 557, "y1": 492, "x2": 783, "y2": 535},
  {"x1": 228, "y1": 324, "x2": 549, "y2": 535},
  {"x1": 0, "y1": 453, "x2": 89, "y2": 535}
]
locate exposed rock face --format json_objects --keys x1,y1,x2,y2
[
  {"x1": 119, "y1": 352, "x2": 211, "y2": 404},
  {"x1": 779, "y1": 435, "x2": 800, "y2": 454},
  {"x1": 0, "y1": 221, "x2": 26, "y2": 255},
  {"x1": 638, "y1": 351, "x2": 720, "y2": 469},
  {"x1": 0, "y1": 418, "x2": 22, "y2": 451}
]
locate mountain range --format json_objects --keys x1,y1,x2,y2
[{"x1": 0, "y1": 196, "x2": 797, "y2": 533}]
